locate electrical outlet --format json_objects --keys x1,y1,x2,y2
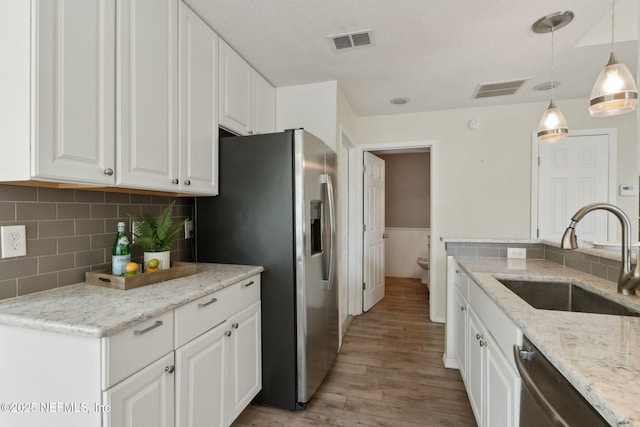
[
  {"x1": 184, "y1": 219, "x2": 194, "y2": 239},
  {"x1": 1, "y1": 225, "x2": 27, "y2": 258},
  {"x1": 507, "y1": 247, "x2": 526, "y2": 259}
]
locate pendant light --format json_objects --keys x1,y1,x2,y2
[
  {"x1": 533, "y1": 12, "x2": 573, "y2": 143},
  {"x1": 589, "y1": 0, "x2": 638, "y2": 117}
]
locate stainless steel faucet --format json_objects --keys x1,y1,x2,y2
[{"x1": 561, "y1": 202, "x2": 640, "y2": 296}]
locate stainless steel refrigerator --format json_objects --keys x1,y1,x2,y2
[{"x1": 195, "y1": 129, "x2": 338, "y2": 410}]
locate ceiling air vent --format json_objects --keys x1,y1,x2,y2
[
  {"x1": 328, "y1": 30, "x2": 373, "y2": 52},
  {"x1": 473, "y1": 79, "x2": 528, "y2": 99}
]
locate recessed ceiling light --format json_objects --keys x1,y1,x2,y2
[
  {"x1": 390, "y1": 97, "x2": 410, "y2": 105},
  {"x1": 533, "y1": 81, "x2": 560, "y2": 91}
]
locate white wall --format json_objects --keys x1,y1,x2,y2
[
  {"x1": 275, "y1": 81, "x2": 339, "y2": 151},
  {"x1": 385, "y1": 228, "x2": 429, "y2": 278},
  {"x1": 354, "y1": 98, "x2": 638, "y2": 322}
]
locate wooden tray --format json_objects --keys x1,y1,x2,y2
[{"x1": 86, "y1": 261, "x2": 197, "y2": 290}]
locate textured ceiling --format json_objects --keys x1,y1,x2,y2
[{"x1": 185, "y1": 0, "x2": 638, "y2": 117}]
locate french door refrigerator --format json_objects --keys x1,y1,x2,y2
[{"x1": 195, "y1": 129, "x2": 338, "y2": 410}]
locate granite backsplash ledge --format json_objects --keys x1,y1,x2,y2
[
  {"x1": 443, "y1": 239, "x2": 623, "y2": 284},
  {"x1": 0, "y1": 184, "x2": 195, "y2": 300}
]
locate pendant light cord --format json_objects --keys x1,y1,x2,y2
[
  {"x1": 550, "y1": 25, "x2": 555, "y2": 102},
  {"x1": 610, "y1": 0, "x2": 615, "y2": 52}
]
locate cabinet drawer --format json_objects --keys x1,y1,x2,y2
[
  {"x1": 175, "y1": 284, "x2": 237, "y2": 348},
  {"x1": 236, "y1": 274, "x2": 260, "y2": 310},
  {"x1": 102, "y1": 311, "x2": 174, "y2": 389}
]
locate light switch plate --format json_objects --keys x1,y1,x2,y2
[{"x1": 1, "y1": 225, "x2": 27, "y2": 258}]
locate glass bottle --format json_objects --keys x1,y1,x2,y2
[{"x1": 112, "y1": 222, "x2": 131, "y2": 275}]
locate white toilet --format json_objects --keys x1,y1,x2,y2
[
  {"x1": 416, "y1": 232, "x2": 430, "y2": 285},
  {"x1": 417, "y1": 257, "x2": 430, "y2": 284}
]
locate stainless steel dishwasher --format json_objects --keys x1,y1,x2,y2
[{"x1": 513, "y1": 336, "x2": 609, "y2": 427}]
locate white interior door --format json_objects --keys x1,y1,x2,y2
[
  {"x1": 363, "y1": 152, "x2": 385, "y2": 311},
  {"x1": 537, "y1": 133, "x2": 610, "y2": 241}
]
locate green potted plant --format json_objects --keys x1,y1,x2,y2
[{"x1": 129, "y1": 201, "x2": 187, "y2": 271}]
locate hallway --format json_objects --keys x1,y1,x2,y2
[{"x1": 233, "y1": 277, "x2": 476, "y2": 426}]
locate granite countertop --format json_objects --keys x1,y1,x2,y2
[
  {"x1": 0, "y1": 263, "x2": 263, "y2": 338},
  {"x1": 455, "y1": 256, "x2": 640, "y2": 426}
]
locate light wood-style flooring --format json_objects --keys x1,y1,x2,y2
[{"x1": 232, "y1": 277, "x2": 476, "y2": 426}]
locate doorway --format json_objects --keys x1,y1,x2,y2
[
  {"x1": 347, "y1": 140, "x2": 438, "y2": 320},
  {"x1": 531, "y1": 129, "x2": 617, "y2": 240}
]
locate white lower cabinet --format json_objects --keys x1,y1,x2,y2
[
  {"x1": 176, "y1": 321, "x2": 228, "y2": 427},
  {"x1": 446, "y1": 258, "x2": 520, "y2": 427},
  {"x1": 0, "y1": 274, "x2": 261, "y2": 427},
  {"x1": 466, "y1": 307, "x2": 485, "y2": 423},
  {"x1": 175, "y1": 300, "x2": 261, "y2": 427},
  {"x1": 104, "y1": 352, "x2": 176, "y2": 427},
  {"x1": 227, "y1": 301, "x2": 262, "y2": 422}
]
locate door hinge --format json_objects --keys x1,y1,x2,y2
[
  {"x1": 363, "y1": 224, "x2": 367, "y2": 232},
  {"x1": 362, "y1": 164, "x2": 366, "y2": 173},
  {"x1": 362, "y1": 282, "x2": 366, "y2": 290},
  {"x1": 536, "y1": 228, "x2": 540, "y2": 238},
  {"x1": 537, "y1": 156, "x2": 541, "y2": 167}
]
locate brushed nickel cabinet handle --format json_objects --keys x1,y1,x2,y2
[
  {"x1": 460, "y1": 306, "x2": 465, "y2": 311},
  {"x1": 232, "y1": 323, "x2": 239, "y2": 329},
  {"x1": 171, "y1": 179, "x2": 179, "y2": 184},
  {"x1": 165, "y1": 365, "x2": 175, "y2": 374},
  {"x1": 198, "y1": 297, "x2": 218, "y2": 308},
  {"x1": 242, "y1": 280, "x2": 255, "y2": 288},
  {"x1": 104, "y1": 168, "x2": 114, "y2": 176},
  {"x1": 224, "y1": 330, "x2": 232, "y2": 337},
  {"x1": 134, "y1": 320, "x2": 163, "y2": 335},
  {"x1": 184, "y1": 180, "x2": 191, "y2": 186}
]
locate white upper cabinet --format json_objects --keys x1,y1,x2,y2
[
  {"x1": 178, "y1": 2, "x2": 219, "y2": 195},
  {"x1": 0, "y1": 0, "x2": 116, "y2": 185},
  {"x1": 219, "y1": 39, "x2": 252, "y2": 135},
  {"x1": 219, "y1": 39, "x2": 275, "y2": 136},
  {"x1": 253, "y1": 72, "x2": 276, "y2": 135},
  {"x1": 116, "y1": 0, "x2": 179, "y2": 192}
]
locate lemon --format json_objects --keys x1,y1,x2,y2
[
  {"x1": 147, "y1": 258, "x2": 160, "y2": 269},
  {"x1": 125, "y1": 262, "x2": 139, "y2": 273},
  {"x1": 146, "y1": 267, "x2": 159, "y2": 273}
]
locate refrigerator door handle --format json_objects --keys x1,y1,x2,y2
[{"x1": 322, "y1": 173, "x2": 336, "y2": 291}]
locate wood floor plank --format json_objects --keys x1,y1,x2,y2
[{"x1": 232, "y1": 277, "x2": 477, "y2": 426}]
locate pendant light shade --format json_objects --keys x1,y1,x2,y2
[
  {"x1": 532, "y1": 11, "x2": 573, "y2": 143},
  {"x1": 537, "y1": 100, "x2": 568, "y2": 142},
  {"x1": 589, "y1": 52, "x2": 638, "y2": 117},
  {"x1": 589, "y1": 0, "x2": 638, "y2": 117}
]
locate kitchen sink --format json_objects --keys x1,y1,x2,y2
[{"x1": 496, "y1": 279, "x2": 640, "y2": 317}]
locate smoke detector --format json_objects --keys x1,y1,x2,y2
[{"x1": 328, "y1": 30, "x2": 374, "y2": 52}]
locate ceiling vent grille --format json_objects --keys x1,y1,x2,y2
[
  {"x1": 473, "y1": 79, "x2": 528, "y2": 99},
  {"x1": 328, "y1": 30, "x2": 373, "y2": 52}
]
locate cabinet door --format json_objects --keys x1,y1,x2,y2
[
  {"x1": 485, "y1": 341, "x2": 519, "y2": 427},
  {"x1": 466, "y1": 306, "x2": 485, "y2": 427},
  {"x1": 117, "y1": 0, "x2": 179, "y2": 191},
  {"x1": 34, "y1": 0, "x2": 115, "y2": 184},
  {"x1": 218, "y1": 39, "x2": 252, "y2": 135},
  {"x1": 175, "y1": 321, "x2": 228, "y2": 427},
  {"x1": 253, "y1": 72, "x2": 276, "y2": 135},
  {"x1": 178, "y1": 2, "x2": 218, "y2": 195},
  {"x1": 453, "y1": 287, "x2": 467, "y2": 382},
  {"x1": 227, "y1": 301, "x2": 262, "y2": 424},
  {"x1": 104, "y1": 352, "x2": 175, "y2": 427}
]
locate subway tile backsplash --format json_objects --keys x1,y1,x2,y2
[
  {"x1": 0, "y1": 184, "x2": 195, "y2": 300},
  {"x1": 445, "y1": 241, "x2": 622, "y2": 283}
]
